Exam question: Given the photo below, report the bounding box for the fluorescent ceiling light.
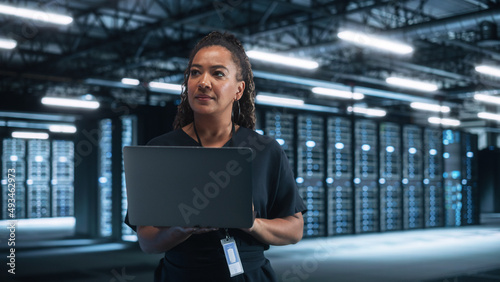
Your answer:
[0,38,17,49]
[85,78,137,89]
[12,131,49,139]
[386,77,438,92]
[246,50,319,70]
[428,117,460,126]
[255,94,305,106]
[41,97,100,109]
[478,112,500,122]
[337,30,413,55]
[121,78,140,86]
[347,106,386,117]
[312,87,364,100]
[410,102,450,113]
[475,65,500,77]
[0,4,73,25]
[148,82,182,93]
[474,93,500,105]
[49,125,77,133]
[253,70,447,104]
[0,111,76,122]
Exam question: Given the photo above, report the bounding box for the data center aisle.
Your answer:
[267,224,500,282]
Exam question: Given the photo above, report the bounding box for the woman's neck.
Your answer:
[190,114,234,147]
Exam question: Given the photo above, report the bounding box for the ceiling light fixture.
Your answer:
[312,87,364,100]
[148,82,182,93]
[0,38,17,50]
[0,4,73,25]
[386,77,439,92]
[478,112,500,122]
[12,131,49,139]
[255,94,305,106]
[347,106,386,117]
[246,50,319,70]
[337,30,413,55]
[428,117,460,127]
[121,78,140,86]
[474,93,500,105]
[41,97,100,109]
[410,102,450,113]
[48,125,77,133]
[475,65,500,77]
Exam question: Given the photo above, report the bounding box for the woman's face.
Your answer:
[187,45,245,119]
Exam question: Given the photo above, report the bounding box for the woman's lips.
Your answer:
[195,95,213,101]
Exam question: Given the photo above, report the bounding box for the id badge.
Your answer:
[220,236,244,277]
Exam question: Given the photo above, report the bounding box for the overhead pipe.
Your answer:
[288,7,500,58]
[386,7,500,39]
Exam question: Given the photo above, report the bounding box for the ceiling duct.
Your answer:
[387,7,500,39]
[288,7,500,57]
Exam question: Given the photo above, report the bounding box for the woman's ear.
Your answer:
[236,81,245,100]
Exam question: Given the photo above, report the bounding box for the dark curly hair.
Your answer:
[173,31,256,130]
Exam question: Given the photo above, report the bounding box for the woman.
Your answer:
[127,31,306,281]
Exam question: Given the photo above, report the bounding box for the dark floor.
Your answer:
[1,214,500,282]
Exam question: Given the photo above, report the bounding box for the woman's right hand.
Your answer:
[170,226,219,236]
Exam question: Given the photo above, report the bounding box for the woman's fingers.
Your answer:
[189,227,219,234]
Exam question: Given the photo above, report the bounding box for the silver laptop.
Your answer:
[123,146,254,228]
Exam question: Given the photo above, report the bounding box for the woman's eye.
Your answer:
[190,69,200,76]
[214,71,225,77]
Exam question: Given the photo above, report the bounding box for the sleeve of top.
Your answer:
[268,147,307,219]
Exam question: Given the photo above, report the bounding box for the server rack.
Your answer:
[443,130,462,227]
[462,133,478,225]
[2,138,27,219]
[402,125,424,229]
[326,117,353,235]
[424,128,444,227]
[265,111,295,169]
[297,114,325,237]
[354,120,379,233]
[2,136,75,221]
[27,140,51,218]
[98,119,113,236]
[379,122,402,231]
[52,140,74,217]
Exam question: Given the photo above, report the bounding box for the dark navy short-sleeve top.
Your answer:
[125,127,306,272]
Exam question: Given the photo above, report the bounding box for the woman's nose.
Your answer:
[198,74,211,89]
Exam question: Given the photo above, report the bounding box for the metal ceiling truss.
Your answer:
[1,0,500,128]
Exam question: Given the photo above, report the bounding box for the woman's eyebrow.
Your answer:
[210,65,229,71]
[191,64,229,71]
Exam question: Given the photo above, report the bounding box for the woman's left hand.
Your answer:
[240,203,303,246]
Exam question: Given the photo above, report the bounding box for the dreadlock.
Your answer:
[173,31,256,130]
